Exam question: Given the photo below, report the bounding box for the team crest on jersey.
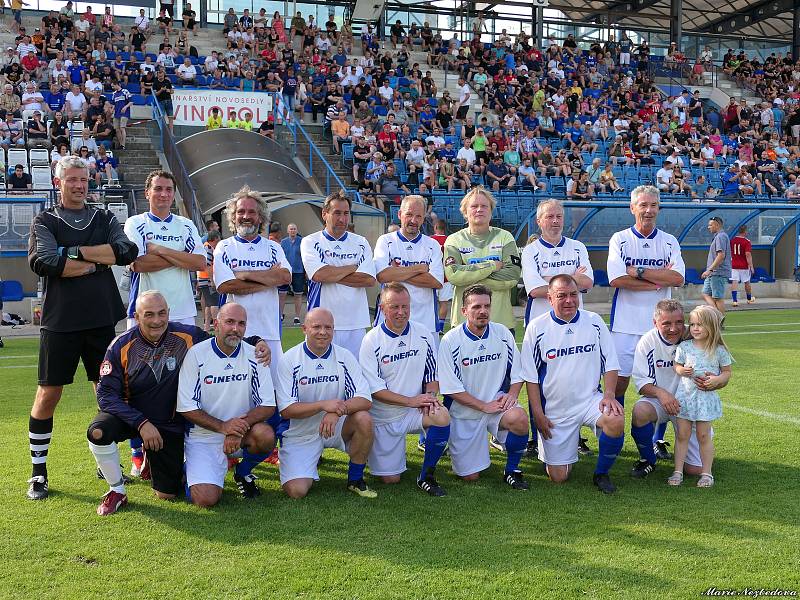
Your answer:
[230,258,239,269]
[99,360,112,376]
[166,357,177,371]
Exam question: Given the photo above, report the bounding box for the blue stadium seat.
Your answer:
[0,279,23,301]
[753,267,776,283]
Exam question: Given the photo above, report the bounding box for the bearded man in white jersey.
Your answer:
[177,303,277,507]
[301,191,377,357]
[438,284,530,490]
[360,283,450,496]
[373,195,443,339]
[521,198,594,456]
[213,186,292,386]
[521,275,624,494]
[629,299,721,478]
[607,185,685,460]
[276,308,377,499]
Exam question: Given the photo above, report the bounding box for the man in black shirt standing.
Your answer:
[153,70,174,131]
[26,155,138,500]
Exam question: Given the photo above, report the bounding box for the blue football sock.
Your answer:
[631,423,657,464]
[130,438,143,457]
[653,421,668,444]
[235,448,268,477]
[746,292,752,301]
[731,290,738,302]
[418,431,426,445]
[348,461,366,482]
[504,431,528,473]
[594,431,624,475]
[420,425,449,479]
[615,395,625,407]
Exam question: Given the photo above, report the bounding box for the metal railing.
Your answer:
[150,92,206,233]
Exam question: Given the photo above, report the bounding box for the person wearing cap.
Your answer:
[0,111,24,149]
[26,110,49,148]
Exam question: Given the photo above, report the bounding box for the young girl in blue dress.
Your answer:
[669,305,732,487]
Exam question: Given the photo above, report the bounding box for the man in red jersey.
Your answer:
[729,225,755,307]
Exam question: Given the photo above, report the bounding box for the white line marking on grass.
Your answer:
[725,403,800,426]
[724,330,800,336]
[725,322,800,328]
[0,355,37,359]
[0,364,37,369]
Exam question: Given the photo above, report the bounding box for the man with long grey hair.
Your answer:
[213,185,292,385]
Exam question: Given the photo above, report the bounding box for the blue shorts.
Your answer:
[702,274,727,299]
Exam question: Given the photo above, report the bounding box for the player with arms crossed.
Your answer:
[438,284,530,490]
[729,224,755,307]
[521,274,625,494]
[301,191,377,357]
[360,283,451,496]
[373,195,443,340]
[629,299,718,479]
[607,185,685,459]
[213,186,292,383]
[276,308,377,499]
[177,303,277,507]
[521,198,594,456]
[124,170,207,477]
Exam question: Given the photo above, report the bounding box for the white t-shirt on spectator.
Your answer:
[459,84,471,106]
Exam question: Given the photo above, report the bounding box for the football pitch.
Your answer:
[1,309,798,599]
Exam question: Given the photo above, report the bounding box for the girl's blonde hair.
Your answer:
[688,305,730,357]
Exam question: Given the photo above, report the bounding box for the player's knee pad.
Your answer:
[86,422,114,445]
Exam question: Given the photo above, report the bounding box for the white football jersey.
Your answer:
[607,226,685,336]
[438,322,522,420]
[124,212,204,320]
[177,338,275,442]
[359,321,438,424]
[212,234,292,341]
[520,309,619,422]
[276,342,371,442]
[521,236,593,325]
[301,230,377,330]
[632,327,682,396]
[373,231,444,333]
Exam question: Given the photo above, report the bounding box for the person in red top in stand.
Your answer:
[377,122,397,151]
[729,224,755,307]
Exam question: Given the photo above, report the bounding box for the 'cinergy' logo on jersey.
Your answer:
[204,373,247,384]
[655,359,674,368]
[542,259,579,269]
[230,258,275,269]
[324,250,360,260]
[145,232,182,243]
[625,258,669,267]
[391,257,428,267]
[299,375,339,385]
[546,344,596,359]
[381,349,419,364]
[462,352,501,366]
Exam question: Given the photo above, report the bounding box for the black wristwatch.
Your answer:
[636,266,646,280]
[67,246,82,260]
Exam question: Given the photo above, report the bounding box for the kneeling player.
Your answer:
[438,285,530,490]
[630,299,713,478]
[521,275,625,494]
[276,308,377,499]
[360,283,450,496]
[177,303,276,507]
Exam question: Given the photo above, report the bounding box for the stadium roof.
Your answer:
[446,0,795,41]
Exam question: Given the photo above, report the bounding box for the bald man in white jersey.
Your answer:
[607,185,684,459]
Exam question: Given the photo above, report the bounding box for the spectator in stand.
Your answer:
[49,110,69,148]
[206,107,223,130]
[176,57,197,86]
[331,111,350,154]
[0,112,24,149]
[0,83,21,119]
[27,110,49,148]
[182,2,198,36]
[8,163,32,190]
[94,145,119,186]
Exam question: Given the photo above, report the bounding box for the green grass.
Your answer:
[1,309,799,599]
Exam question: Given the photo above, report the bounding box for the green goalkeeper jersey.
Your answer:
[443,226,521,329]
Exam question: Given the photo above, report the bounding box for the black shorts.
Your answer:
[38,325,117,385]
[279,272,306,294]
[88,411,184,496]
[456,105,469,119]
[159,99,174,117]
[198,284,220,307]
